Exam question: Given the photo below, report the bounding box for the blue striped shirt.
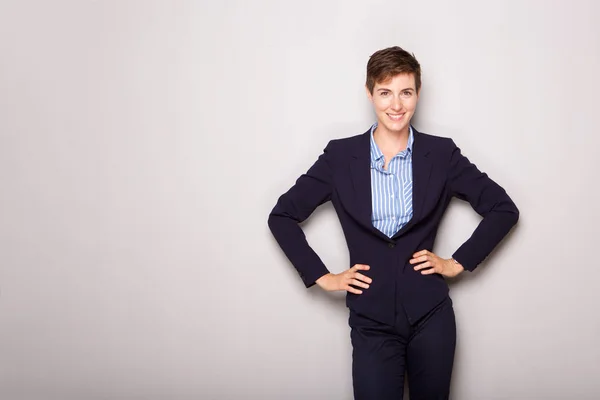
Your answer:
[370,123,414,237]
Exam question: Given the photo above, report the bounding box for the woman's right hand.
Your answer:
[315,264,372,294]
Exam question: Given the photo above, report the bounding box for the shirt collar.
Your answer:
[369,122,414,166]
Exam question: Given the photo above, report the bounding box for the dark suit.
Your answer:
[268,126,519,398]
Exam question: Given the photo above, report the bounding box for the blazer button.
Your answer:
[388,243,395,249]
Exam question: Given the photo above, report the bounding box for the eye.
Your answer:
[402,90,412,97]
[380,91,390,96]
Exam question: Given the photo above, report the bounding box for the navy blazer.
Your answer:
[268,127,519,325]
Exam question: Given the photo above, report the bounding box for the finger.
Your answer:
[420,267,439,275]
[413,261,432,271]
[412,249,430,258]
[351,278,370,289]
[409,255,430,264]
[354,272,373,284]
[353,264,370,271]
[346,285,363,295]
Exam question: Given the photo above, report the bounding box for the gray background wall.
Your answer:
[0,0,598,399]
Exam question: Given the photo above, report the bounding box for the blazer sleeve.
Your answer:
[267,141,334,287]
[447,140,519,271]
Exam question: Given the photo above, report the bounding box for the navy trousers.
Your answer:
[349,296,456,400]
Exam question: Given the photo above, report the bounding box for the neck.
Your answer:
[373,125,410,154]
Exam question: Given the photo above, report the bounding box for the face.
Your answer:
[366,73,419,136]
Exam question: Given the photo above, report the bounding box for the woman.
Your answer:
[268,46,519,399]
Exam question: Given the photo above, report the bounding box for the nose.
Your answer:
[391,95,402,111]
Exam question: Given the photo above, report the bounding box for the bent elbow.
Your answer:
[507,203,520,228]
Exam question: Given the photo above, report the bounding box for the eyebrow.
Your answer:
[377,88,414,92]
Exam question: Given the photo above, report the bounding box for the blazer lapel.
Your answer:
[348,131,392,241]
[347,127,433,242]
[392,128,433,239]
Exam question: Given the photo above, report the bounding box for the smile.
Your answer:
[387,113,405,121]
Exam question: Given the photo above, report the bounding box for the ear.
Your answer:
[365,85,373,102]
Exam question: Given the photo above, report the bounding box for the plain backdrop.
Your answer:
[1,1,599,399]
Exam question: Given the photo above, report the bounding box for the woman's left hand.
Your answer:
[410,250,464,278]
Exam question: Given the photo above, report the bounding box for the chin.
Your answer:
[384,122,409,134]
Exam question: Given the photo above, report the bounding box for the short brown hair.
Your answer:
[366,46,421,94]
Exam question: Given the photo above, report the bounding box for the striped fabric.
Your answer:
[369,122,414,238]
